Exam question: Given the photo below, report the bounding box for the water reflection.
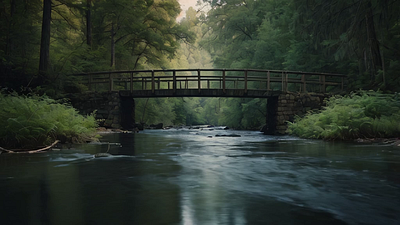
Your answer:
[0,130,400,224]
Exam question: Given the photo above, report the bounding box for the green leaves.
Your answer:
[0,93,97,149]
[288,91,400,140]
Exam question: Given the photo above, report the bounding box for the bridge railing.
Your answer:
[71,69,346,94]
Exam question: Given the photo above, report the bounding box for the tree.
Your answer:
[39,0,52,75]
[292,0,400,88]
[90,0,194,70]
[86,0,92,47]
[0,0,41,88]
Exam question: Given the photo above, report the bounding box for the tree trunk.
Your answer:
[86,0,92,47]
[6,0,16,56]
[365,0,382,80]
[110,22,115,68]
[39,0,52,75]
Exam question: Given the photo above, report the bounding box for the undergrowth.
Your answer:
[0,92,98,149]
[288,91,400,140]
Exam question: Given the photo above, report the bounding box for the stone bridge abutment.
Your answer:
[68,91,134,130]
[267,93,329,134]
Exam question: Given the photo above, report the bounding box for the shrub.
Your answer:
[0,92,98,149]
[288,91,400,140]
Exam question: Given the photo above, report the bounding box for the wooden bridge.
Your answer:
[70,69,346,134]
[71,69,346,97]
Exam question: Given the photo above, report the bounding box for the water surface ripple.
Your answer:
[1,128,399,225]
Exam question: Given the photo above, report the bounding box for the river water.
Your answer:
[1,128,400,225]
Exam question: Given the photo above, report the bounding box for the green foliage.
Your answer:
[288,91,400,139]
[0,0,193,92]
[200,0,400,92]
[0,92,98,149]
[135,98,176,126]
[217,98,266,130]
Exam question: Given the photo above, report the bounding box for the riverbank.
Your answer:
[0,93,98,150]
[288,91,400,140]
[355,137,400,147]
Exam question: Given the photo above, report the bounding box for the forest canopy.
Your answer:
[0,0,194,93]
[199,0,400,91]
[1,0,399,130]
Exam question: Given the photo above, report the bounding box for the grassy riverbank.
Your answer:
[0,93,98,149]
[288,91,400,140]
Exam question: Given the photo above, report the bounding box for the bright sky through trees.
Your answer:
[177,0,199,20]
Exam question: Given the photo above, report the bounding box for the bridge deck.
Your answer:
[71,69,346,97]
[120,89,281,98]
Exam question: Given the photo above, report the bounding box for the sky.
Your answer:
[177,0,200,20]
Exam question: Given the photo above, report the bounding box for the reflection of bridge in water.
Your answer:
[69,69,346,134]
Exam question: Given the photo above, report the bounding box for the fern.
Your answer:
[288,90,400,140]
[0,92,98,149]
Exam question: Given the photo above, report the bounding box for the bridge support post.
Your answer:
[109,73,113,91]
[120,95,135,130]
[198,69,201,93]
[244,70,248,93]
[265,97,278,135]
[151,70,155,93]
[130,72,133,92]
[173,71,176,93]
[222,69,226,93]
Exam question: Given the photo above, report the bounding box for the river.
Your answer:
[1,128,400,225]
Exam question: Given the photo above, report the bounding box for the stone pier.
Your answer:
[68,91,135,129]
[266,92,330,135]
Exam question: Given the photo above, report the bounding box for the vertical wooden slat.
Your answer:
[124,74,128,90]
[302,74,306,93]
[267,71,270,90]
[198,69,201,93]
[285,72,288,92]
[319,75,322,92]
[281,72,284,91]
[151,70,155,93]
[88,73,92,91]
[244,70,248,93]
[222,69,226,93]
[130,72,133,92]
[173,71,176,93]
[207,80,210,89]
[322,75,326,93]
[141,76,144,90]
[186,77,188,89]
[109,73,113,91]
[341,77,344,91]
[158,77,160,90]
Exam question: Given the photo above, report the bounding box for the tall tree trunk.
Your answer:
[86,0,92,47]
[110,22,115,68]
[6,0,16,56]
[39,0,51,75]
[365,0,382,80]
